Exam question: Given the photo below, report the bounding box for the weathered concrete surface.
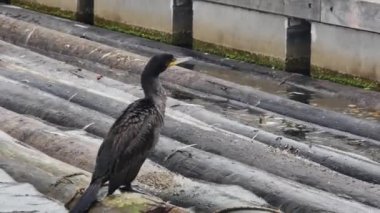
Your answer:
[321,0,380,34]
[194,1,287,59]
[18,0,77,12]
[203,0,380,34]
[197,0,321,21]
[312,22,380,82]
[94,0,172,33]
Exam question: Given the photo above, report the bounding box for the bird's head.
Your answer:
[143,53,191,76]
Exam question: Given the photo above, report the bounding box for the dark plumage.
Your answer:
[70,53,187,213]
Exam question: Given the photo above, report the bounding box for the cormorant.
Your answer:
[70,53,190,213]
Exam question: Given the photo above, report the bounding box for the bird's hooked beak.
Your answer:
[168,57,192,67]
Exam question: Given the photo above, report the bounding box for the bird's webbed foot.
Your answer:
[119,183,134,192]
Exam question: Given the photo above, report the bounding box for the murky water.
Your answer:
[170,91,380,163]
[182,64,380,122]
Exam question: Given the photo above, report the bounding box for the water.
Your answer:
[183,64,380,122]
[171,93,380,163]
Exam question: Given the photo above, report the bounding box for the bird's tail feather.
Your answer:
[70,180,102,213]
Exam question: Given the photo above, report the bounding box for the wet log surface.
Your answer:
[0,131,188,213]
[0,14,379,142]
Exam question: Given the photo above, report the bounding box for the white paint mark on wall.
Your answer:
[311,24,317,43]
[284,19,288,57]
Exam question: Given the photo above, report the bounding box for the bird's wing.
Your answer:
[91,99,162,182]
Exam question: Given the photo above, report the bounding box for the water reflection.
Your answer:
[184,63,380,121]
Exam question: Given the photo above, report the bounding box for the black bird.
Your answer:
[70,53,190,213]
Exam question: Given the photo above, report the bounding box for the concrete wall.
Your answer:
[312,22,380,82]
[94,0,172,33]
[201,0,321,21]
[27,0,77,12]
[193,1,287,59]
[12,0,380,82]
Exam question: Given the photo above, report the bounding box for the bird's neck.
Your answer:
[141,75,167,109]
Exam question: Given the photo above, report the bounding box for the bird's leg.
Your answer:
[119,183,148,195]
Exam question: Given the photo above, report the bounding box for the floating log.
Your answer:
[1,108,377,213]
[0,79,379,212]
[0,131,187,212]
[152,137,380,213]
[0,15,379,142]
[0,52,379,209]
[0,107,271,212]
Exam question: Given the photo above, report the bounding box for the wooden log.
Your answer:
[0,107,271,212]
[0,79,379,212]
[0,15,379,142]
[0,131,186,212]
[151,137,380,213]
[0,169,67,212]
[1,108,378,213]
[0,53,379,209]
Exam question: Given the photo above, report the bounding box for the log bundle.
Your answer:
[0,15,379,213]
